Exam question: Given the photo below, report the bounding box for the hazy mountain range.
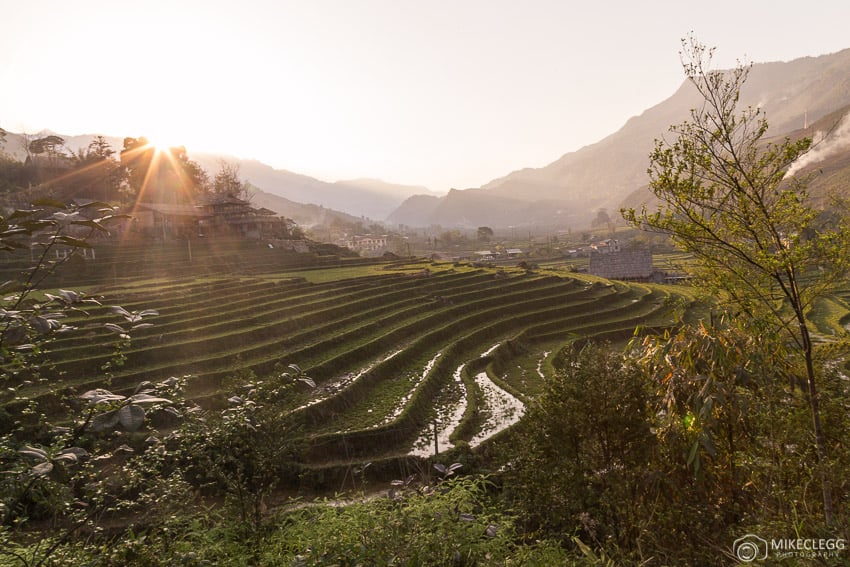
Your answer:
[390,48,850,229]
[4,47,850,230]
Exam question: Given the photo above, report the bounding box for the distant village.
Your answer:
[337,232,665,282]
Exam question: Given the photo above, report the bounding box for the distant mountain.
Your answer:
[191,155,436,221]
[387,188,583,228]
[245,184,364,228]
[390,48,850,229]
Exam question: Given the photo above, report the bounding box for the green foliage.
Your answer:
[501,343,654,554]
[278,475,517,565]
[176,364,311,550]
[622,35,850,524]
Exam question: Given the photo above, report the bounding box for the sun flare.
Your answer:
[145,135,179,154]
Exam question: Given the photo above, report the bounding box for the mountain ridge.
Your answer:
[390,47,850,229]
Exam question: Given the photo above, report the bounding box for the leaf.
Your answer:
[57,289,82,303]
[103,322,127,334]
[59,447,89,460]
[30,198,67,209]
[90,410,120,432]
[18,446,48,461]
[118,404,146,431]
[128,393,172,405]
[108,305,132,318]
[433,463,447,475]
[32,461,54,476]
[459,513,475,522]
[30,316,55,334]
[138,309,159,317]
[9,208,41,219]
[78,200,113,211]
[687,440,701,472]
[51,235,92,248]
[70,219,109,233]
[54,452,79,463]
[81,389,125,404]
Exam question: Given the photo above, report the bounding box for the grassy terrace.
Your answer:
[2,240,701,469]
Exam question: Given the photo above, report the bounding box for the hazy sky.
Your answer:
[1,1,849,192]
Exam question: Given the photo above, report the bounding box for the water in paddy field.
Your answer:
[469,372,524,447]
[408,346,526,457]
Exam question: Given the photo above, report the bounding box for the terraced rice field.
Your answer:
[4,247,694,472]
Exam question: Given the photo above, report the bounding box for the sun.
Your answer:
[144,134,180,154]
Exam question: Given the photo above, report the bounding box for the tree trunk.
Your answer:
[799,313,834,525]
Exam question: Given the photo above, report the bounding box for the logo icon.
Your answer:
[733,534,769,563]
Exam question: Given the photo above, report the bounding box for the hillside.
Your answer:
[191,154,437,221]
[390,48,850,229]
[0,133,432,223]
[246,184,365,227]
[620,103,850,211]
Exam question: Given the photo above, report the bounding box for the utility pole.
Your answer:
[433,418,439,456]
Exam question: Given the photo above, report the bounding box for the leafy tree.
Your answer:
[119,136,155,202]
[61,137,122,202]
[120,137,209,204]
[27,135,66,159]
[212,160,248,200]
[476,226,494,242]
[622,37,850,523]
[591,208,610,227]
[501,343,654,551]
[176,365,312,562]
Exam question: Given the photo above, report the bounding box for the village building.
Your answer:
[473,250,496,261]
[131,195,293,240]
[339,234,388,253]
[589,238,621,254]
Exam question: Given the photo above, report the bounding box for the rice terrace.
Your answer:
[2,237,693,484]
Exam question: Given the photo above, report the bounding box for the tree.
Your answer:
[64,137,122,202]
[591,208,610,227]
[501,343,654,552]
[477,226,494,242]
[120,136,155,201]
[120,137,209,204]
[27,135,66,159]
[622,37,850,523]
[212,160,248,200]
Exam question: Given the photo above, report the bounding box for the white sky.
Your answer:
[1,0,849,193]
